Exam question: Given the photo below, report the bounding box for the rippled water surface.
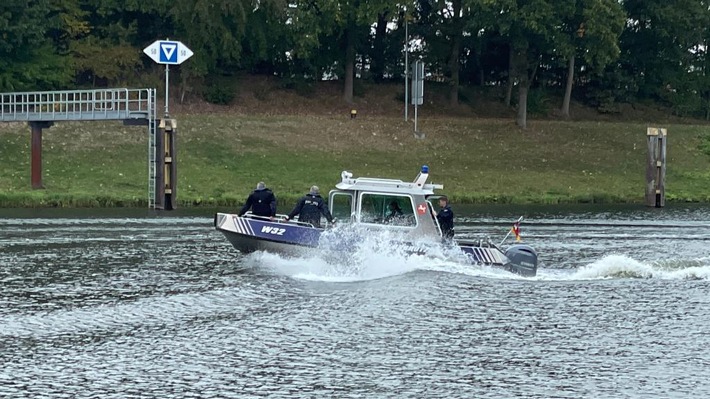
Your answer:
[1,205,709,398]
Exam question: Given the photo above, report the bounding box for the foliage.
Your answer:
[526,89,550,116]
[700,134,710,157]
[0,0,72,91]
[204,79,237,105]
[594,0,710,115]
[0,0,709,125]
[279,77,316,97]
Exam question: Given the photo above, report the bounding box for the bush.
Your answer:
[526,89,550,116]
[279,77,315,97]
[699,134,710,156]
[204,82,236,105]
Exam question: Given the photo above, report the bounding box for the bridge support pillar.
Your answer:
[155,118,177,210]
[29,121,54,189]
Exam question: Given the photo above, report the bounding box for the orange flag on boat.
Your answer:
[512,220,521,241]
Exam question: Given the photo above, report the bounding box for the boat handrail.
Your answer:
[243,211,315,228]
[427,200,443,237]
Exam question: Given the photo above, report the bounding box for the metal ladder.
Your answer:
[146,89,158,209]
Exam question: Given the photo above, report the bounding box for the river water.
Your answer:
[0,205,709,398]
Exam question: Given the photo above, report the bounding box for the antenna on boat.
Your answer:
[414,165,429,187]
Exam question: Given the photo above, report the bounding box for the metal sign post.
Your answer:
[143,39,193,210]
[411,60,424,136]
[143,39,194,117]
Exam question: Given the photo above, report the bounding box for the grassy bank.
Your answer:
[1,115,709,208]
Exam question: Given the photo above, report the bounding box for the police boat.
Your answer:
[214,166,539,277]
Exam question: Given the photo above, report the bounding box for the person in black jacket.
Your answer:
[285,185,334,228]
[435,195,454,240]
[385,200,404,224]
[238,181,277,219]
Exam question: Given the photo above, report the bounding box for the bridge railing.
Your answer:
[0,88,154,122]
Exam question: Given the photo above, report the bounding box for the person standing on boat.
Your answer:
[284,185,334,228]
[238,181,277,220]
[435,195,454,240]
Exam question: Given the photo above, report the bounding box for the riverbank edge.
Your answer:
[1,191,707,209]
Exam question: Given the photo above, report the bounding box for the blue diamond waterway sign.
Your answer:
[143,40,194,65]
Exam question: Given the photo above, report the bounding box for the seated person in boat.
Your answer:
[384,200,405,224]
[238,181,277,220]
[434,195,454,240]
[285,185,335,228]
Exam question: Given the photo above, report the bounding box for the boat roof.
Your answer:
[334,166,443,196]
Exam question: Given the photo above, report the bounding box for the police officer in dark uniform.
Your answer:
[435,195,454,240]
[238,181,277,219]
[285,185,334,228]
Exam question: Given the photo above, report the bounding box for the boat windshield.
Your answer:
[331,192,353,222]
[359,193,416,227]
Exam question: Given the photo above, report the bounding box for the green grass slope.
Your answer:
[1,114,709,207]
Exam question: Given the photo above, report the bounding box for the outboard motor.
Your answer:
[504,244,538,277]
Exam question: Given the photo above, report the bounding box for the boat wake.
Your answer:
[554,254,710,280]
[246,245,710,282]
[240,223,709,281]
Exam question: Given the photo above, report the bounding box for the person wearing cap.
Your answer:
[285,185,335,228]
[238,181,277,219]
[434,195,454,240]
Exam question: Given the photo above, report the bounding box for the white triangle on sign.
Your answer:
[161,43,177,60]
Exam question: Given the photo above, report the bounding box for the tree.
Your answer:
[0,0,72,91]
[64,0,165,87]
[168,0,251,78]
[493,0,573,128]
[616,0,710,115]
[287,0,400,103]
[559,0,625,118]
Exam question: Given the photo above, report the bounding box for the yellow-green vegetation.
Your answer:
[1,116,709,207]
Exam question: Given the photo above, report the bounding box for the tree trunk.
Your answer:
[448,0,463,107]
[561,56,575,118]
[504,46,514,107]
[343,28,355,103]
[517,81,529,129]
[449,35,461,107]
[370,12,388,82]
[529,59,539,85]
[513,45,529,129]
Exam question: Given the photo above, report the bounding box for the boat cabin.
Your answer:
[327,166,444,238]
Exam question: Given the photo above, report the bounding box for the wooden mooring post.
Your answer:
[645,127,667,207]
[155,118,177,210]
